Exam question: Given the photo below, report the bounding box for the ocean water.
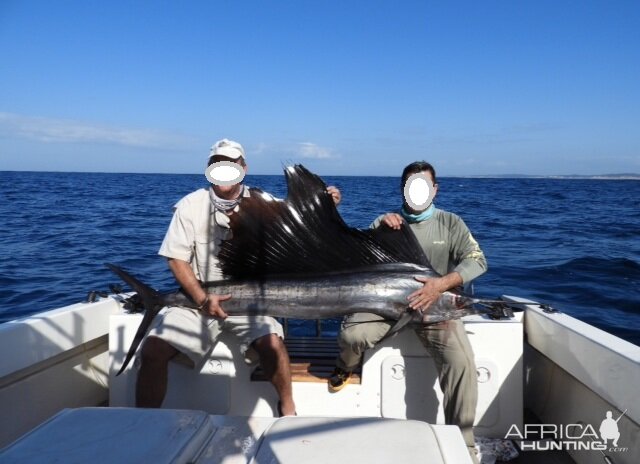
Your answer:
[1,171,639,345]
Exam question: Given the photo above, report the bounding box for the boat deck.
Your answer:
[250,336,576,464]
[250,339,576,464]
[6,296,637,463]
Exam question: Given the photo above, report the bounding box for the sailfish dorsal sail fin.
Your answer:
[367,222,431,268]
[218,164,430,278]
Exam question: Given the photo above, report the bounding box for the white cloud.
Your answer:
[0,112,195,150]
[297,142,335,159]
[251,141,338,160]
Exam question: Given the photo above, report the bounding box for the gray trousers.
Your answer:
[337,313,479,460]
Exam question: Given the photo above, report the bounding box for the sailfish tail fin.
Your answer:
[106,263,163,376]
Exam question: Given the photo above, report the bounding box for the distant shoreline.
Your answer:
[457,174,640,180]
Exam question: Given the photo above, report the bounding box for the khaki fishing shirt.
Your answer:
[158,187,251,282]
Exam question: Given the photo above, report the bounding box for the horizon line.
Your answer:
[2,169,640,179]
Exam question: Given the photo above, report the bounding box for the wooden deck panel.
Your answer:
[252,336,362,383]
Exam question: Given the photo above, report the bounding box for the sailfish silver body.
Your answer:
[162,263,476,324]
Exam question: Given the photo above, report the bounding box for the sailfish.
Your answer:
[108,165,509,375]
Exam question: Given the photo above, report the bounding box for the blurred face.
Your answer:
[207,155,247,197]
[403,170,438,213]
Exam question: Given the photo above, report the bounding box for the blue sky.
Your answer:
[1,1,639,176]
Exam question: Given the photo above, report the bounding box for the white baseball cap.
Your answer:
[209,138,245,161]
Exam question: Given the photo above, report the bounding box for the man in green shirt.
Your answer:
[329,161,487,463]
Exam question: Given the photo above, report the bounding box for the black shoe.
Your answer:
[328,367,352,392]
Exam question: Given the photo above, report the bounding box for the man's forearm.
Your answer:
[168,258,207,306]
[435,272,463,293]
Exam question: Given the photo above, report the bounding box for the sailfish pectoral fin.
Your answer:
[379,309,415,342]
[106,263,164,376]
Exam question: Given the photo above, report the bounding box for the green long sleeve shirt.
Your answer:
[371,208,488,284]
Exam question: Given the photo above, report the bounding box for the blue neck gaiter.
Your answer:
[400,204,435,223]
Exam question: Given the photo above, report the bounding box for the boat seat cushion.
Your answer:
[0,407,215,464]
[1,408,473,463]
[252,416,472,464]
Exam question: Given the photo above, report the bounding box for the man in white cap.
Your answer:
[136,138,341,416]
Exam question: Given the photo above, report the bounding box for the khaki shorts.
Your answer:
[146,306,284,370]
